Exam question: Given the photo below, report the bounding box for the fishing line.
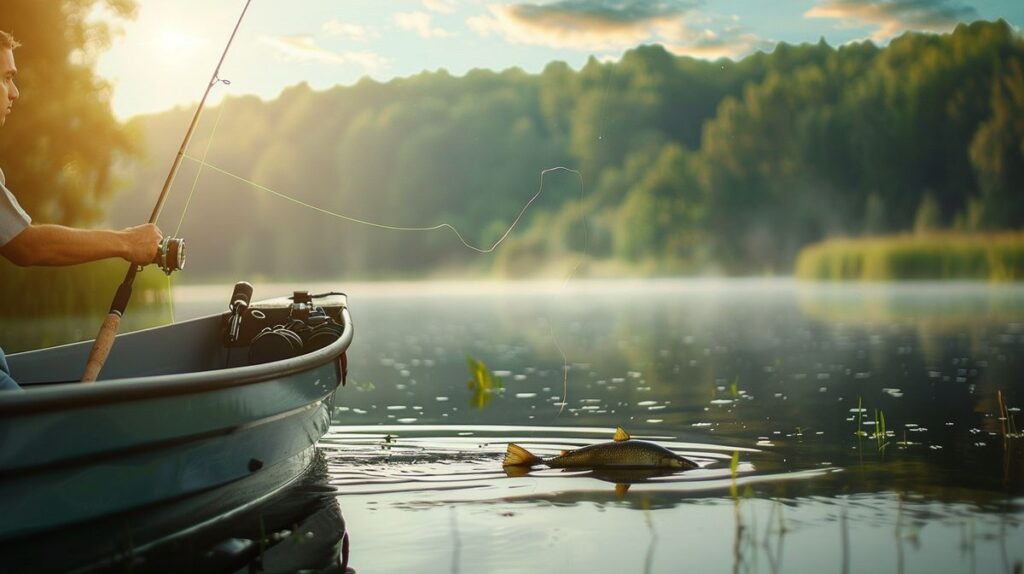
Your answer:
[174,101,228,239]
[178,151,587,412]
[176,146,588,413]
[181,154,583,254]
[156,90,229,325]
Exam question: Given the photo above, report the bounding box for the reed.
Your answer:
[998,390,1020,439]
[795,231,1024,281]
[874,409,890,452]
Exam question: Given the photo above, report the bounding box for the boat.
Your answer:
[0,287,353,558]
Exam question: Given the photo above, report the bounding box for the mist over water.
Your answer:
[174,278,1023,573]
[7,278,1021,572]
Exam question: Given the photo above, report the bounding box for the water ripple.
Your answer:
[320,424,835,500]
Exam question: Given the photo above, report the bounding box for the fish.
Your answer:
[502,427,699,470]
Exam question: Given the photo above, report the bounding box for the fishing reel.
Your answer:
[153,236,186,275]
[248,291,346,365]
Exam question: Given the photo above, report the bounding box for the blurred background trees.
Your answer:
[3,9,1018,282]
[0,0,137,225]
[111,20,1022,280]
[0,1,167,323]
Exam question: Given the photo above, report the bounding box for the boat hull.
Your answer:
[0,292,352,543]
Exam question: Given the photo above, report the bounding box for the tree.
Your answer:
[970,58,1024,227]
[0,0,137,225]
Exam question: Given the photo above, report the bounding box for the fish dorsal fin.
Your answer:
[615,484,630,497]
[560,450,569,456]
[613,427,631,442]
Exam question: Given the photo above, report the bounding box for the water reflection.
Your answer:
[317,280,1023,572]
[5,279,1023,572]
[324,425,1021,574]
[0,452,350,573]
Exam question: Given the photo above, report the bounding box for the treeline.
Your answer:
[110,20,1024,280]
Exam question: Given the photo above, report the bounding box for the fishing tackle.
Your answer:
[224,280,253,344]
[81,0,252,382]
[248,324,304,364]
[247,290,346,364]
[154,236,186,275]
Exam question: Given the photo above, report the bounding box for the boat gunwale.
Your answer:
[0,307,353,417]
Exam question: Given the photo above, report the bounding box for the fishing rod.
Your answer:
[81,0,253,382]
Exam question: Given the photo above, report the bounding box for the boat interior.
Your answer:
[8,291,349,386]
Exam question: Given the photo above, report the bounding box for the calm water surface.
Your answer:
[177,278,1024,574]
[15,279,1024,573]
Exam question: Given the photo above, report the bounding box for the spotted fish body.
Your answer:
[503,427,698,470]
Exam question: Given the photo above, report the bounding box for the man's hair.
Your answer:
[0,31,20,50]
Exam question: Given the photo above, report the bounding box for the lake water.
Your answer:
[175,278,1024,573]
[9,278,1024,572]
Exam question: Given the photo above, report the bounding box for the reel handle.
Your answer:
[226,281,254,344]
[153,236,186,275]
[229,281,254,312]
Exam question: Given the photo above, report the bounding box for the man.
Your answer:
[1,30,162,390]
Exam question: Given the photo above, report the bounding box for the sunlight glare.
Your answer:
[156,28,203,60]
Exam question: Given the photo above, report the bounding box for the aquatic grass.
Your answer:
[729,450,740,499]
[795,231,1024,281]
[874,409,890,452]
[466,356,503,391]
[466,356,503,409]
[997,390,1020,439]
[853,397,866,438]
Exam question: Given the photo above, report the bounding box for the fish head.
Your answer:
[662,457,686,468]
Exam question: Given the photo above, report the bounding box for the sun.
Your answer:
[156,28,202,59]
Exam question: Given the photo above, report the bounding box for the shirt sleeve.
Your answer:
[0,169,32,247]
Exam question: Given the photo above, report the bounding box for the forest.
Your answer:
[102,19,1024,280]
[3,1,1024,285]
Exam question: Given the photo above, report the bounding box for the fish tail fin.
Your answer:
[503,443,543,467]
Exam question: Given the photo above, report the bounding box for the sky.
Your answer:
[93,0,1024,119]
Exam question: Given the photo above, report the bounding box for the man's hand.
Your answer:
[120,223,162,266]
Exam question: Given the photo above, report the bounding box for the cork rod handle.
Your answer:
[81,313,121,383]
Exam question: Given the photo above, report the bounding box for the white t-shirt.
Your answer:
[0,166,31,247]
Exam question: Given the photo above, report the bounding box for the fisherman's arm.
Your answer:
[0,223,161,267]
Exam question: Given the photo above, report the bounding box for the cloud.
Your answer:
[805,0,978,41]
[322,20,379,42]
[394,11,455,38]
[260,35,389,73]
[664,27,775,60]
[423,0,457,14]
[468,1,768,59]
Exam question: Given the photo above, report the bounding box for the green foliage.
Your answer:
[466,355,503,391]
[99,20,1024,280]
[729,450,740,498]
[874,409,889,452]
[914,194,942,234]
[969,59,1024,227]
[0,1,153,326]
[795,232,1024,281]
[466,355,502,410]
[0,257,170,352]
[0,0,137,225]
